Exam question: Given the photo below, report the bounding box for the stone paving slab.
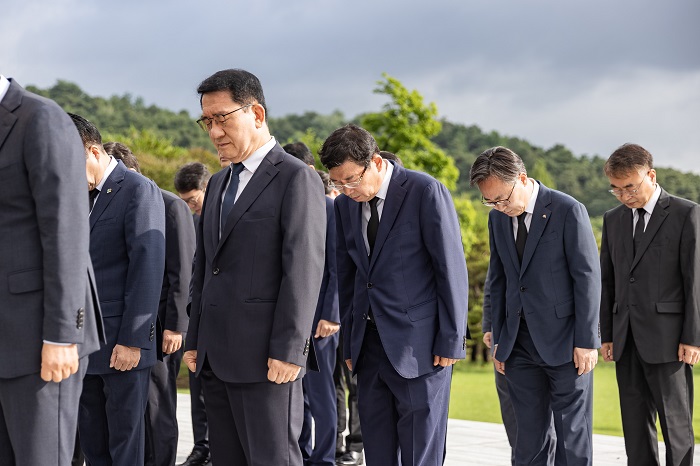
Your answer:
[175,394,699,465]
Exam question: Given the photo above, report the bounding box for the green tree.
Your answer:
[360,74,459,190]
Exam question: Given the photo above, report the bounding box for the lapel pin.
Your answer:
[542,214,547,218]
[106,188,112,193]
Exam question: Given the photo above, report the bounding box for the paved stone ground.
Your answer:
[175,393,698,465]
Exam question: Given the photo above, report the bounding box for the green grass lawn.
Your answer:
[449,361,700,442]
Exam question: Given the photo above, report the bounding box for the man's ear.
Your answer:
[88,144,102,159]
[252,103,266,128]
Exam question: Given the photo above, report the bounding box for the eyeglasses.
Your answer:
[328,166,368,190]
[196,104,253,131]
[182,191,202,207]
[608,172,648,197]
[481,182,516,207]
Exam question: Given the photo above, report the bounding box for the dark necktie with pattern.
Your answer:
[367,197,380,257]
[88,188,99,212]
[633,208,646,255]
[220,163,245,234]
[515,212,528,264]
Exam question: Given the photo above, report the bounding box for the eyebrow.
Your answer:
[609,182,635,188]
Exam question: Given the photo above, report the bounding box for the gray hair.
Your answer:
[469,146,527,186]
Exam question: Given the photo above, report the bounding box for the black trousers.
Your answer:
[333,332,363,454]
[145,348,183,466]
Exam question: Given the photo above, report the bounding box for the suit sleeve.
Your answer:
[319,200,340,323]
[420,181,469,359]
[564,202,602,349]
[488,214,508,348]
[118,181,166,349]
[680,204,700,346]
[481,267,492,333]
[163,196,196,332]
[185,194,209,351]
[335,200,357,361]
[599,213,614,344]
[268,167,326,366]
[24,103,91,344]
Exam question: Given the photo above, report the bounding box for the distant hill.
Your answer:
[29,80,700,217]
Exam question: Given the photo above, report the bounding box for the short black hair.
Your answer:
[103,142,141,173]
[174,162,211,193]
[283,142,314,166]
[319,124,379,169]
[197,69,267,119]
[68,113,102,148]
[604,143,654,178]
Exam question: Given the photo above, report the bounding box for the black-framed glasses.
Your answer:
[196,104,253,131]
[181,191,203,207]
[608,172,648,197]
[481,182,516,207]
[328,166,368,190]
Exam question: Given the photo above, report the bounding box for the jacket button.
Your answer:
[519,286,526,292]
[362,313,367,320]
[629,277,635,283]
[213,268,220,275]
[367,283,373,289]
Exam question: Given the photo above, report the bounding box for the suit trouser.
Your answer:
[145,348,183,466]
[0,356,88,466]
[505,320,593,466]
[188,365,209,455]
[300,333,339,465]
[616,334,694,466]
[334,333,363,454]
[356,323,452,466]
[200,362,304,466]
[79,368,151,466]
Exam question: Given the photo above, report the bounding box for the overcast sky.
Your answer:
[2,0,698,173]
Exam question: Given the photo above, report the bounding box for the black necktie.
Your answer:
[220,163,245,233]
[633,208,646,255]
[515,212,528,264]
[367,197,380,257]
[88,188,99,212]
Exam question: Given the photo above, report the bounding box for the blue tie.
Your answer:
[220,163,245,234]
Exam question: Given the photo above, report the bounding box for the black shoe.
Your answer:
[177,449,211,466]
[336,450,363,465]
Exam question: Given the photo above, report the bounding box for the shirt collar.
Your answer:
[241,137,276,175]
[641,183,662,214]
[524,179,540,215]
[0,75,11,104]
[373,158,394,202]
[96,156,118,192]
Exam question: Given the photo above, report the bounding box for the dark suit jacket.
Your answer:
[334,162,469,379]
[185,143,326,383]
[314,196,340,329]
[88,161,165,374]
[157,190,196,346]
[600,188,700,363]
[489,182,601,366]
[0,79,102,378]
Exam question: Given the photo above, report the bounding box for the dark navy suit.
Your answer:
[300,196,340,465]
[334,162,469,466]
[79,160,166,466]
[488,182,600,466]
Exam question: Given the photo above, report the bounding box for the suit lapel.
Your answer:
[206,169,227,251]
[520,185,552,276]
[631,189,670,270]
[215,147,281,255]
[501,213,521,272]
[620,207,634,267]
[0,80,22,151]
[369,165,407,271]
[89,163,124,230]
[348,197,369,272]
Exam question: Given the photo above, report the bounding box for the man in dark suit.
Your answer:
[284,142,340,466]
[183,69,326,466]
[104,142,197,466]
[71,114,166,466]
[319,124,469,466]
[174,161,214,466]
[470,146,601,466]
[600,143,700,466]
[0,76,102,466]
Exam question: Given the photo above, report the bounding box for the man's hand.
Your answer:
[433,355,460,367]
[184,350,197,373]
[493,344,505,375]
[109,344,141,371]
[483,331,493,349]
[267,358,301,384]
[678,344,700,365]
[601,342,614,362]
[40,343,79,383]
[162,330,183,355]
[345,358,353,371]
[314,320,340,339]
[573,347,598,375]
